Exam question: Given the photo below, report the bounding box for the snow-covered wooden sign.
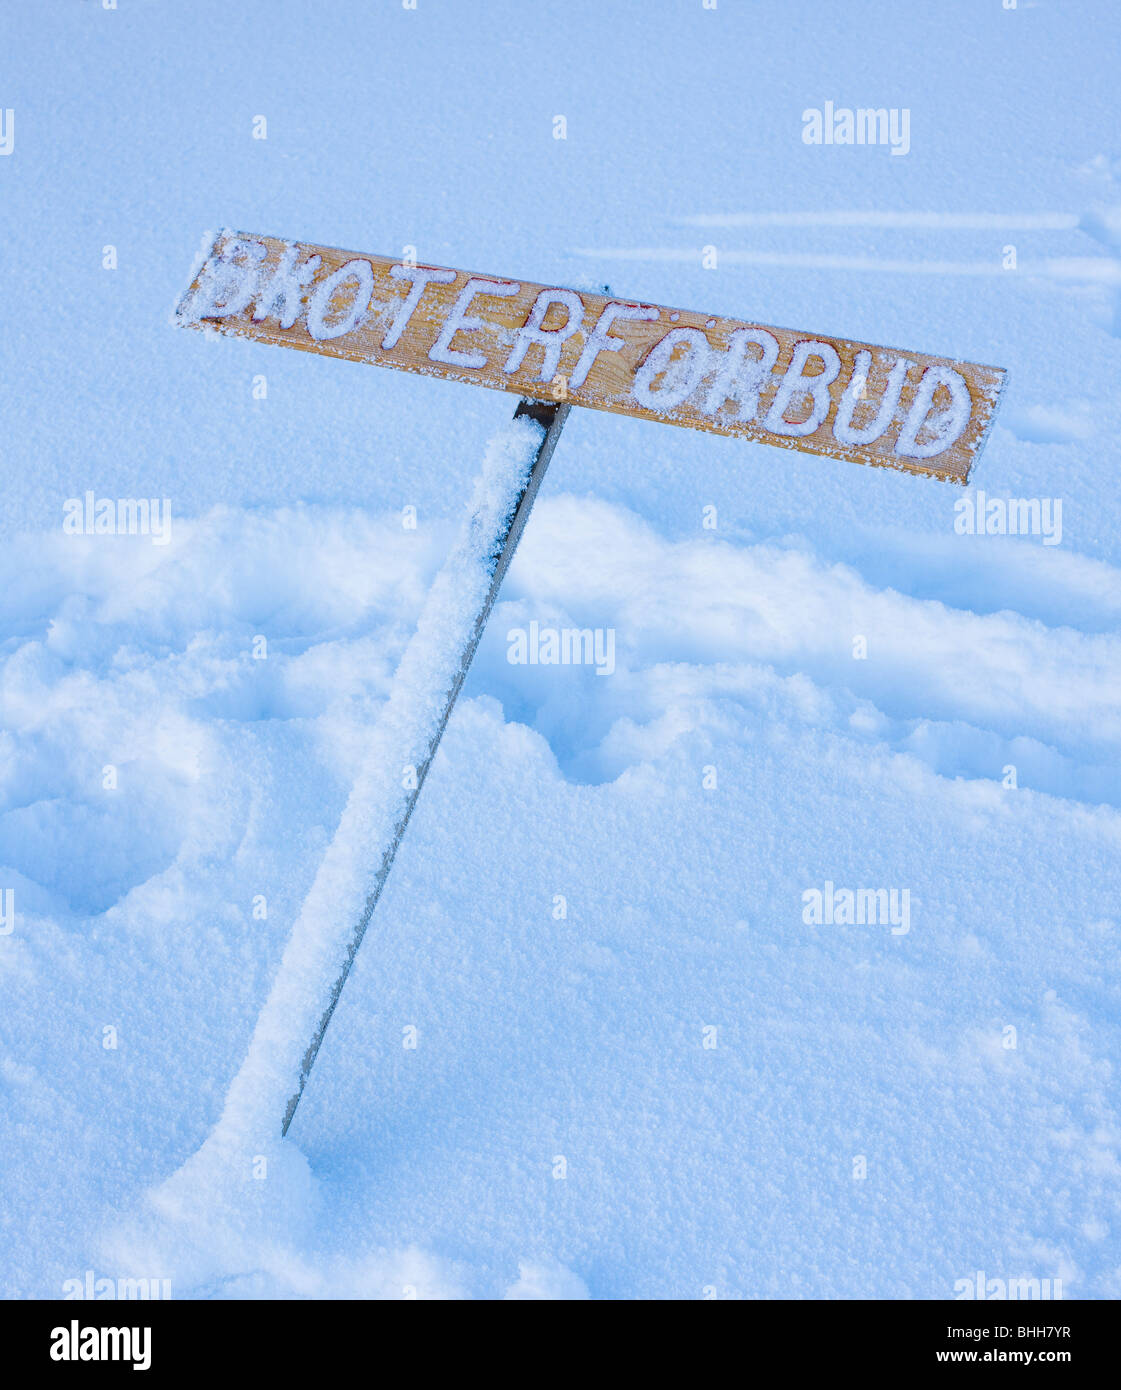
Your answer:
[176,230,1006,483]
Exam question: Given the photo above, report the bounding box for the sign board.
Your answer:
[176,230,1006,483]
[173,228,1011,1134]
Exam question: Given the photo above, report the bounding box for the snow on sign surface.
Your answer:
[176,230,1007,483]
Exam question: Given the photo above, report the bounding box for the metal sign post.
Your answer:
[280,398,568,1135]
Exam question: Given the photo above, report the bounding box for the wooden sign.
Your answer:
[175,229,1006,483]
[173,228,1009,1138]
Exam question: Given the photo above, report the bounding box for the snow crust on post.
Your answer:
[213,412,547,1147]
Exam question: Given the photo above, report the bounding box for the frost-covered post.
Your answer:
[277,397,567,1134]
[206,398,568,1141]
